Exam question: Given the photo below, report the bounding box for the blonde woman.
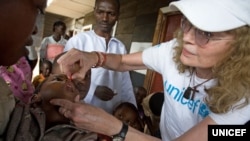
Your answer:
[52,0,250,141]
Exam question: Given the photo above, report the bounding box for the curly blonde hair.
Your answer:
[173,26,250,113]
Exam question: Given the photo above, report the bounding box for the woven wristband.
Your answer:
[92,51,100,68]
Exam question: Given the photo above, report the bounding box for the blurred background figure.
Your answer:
[32,59,52,91]
[25,26,39,72]
[39,20,67,63]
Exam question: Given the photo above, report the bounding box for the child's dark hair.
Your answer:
[113,102,138,114]
[52,20,66,32]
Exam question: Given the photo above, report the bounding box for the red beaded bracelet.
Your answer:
[92,51,100,68]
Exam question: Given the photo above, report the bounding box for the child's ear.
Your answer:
[30,94,42,107]
[31,94,41,102]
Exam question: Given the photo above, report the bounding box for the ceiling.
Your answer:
[45,0,95,19]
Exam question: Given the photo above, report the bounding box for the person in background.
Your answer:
[0,0,47,140]
[32,59,52,90]
[25,26,39,71]
[52,0,250,141]
[39,20,67,63]
[64,0,136,114]
[133,86,152,136]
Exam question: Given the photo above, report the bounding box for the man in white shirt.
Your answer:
[64,0,136,113]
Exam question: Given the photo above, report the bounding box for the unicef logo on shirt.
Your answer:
[164,80,210,118]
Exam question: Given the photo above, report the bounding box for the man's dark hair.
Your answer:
[95,0,120,11]
[52,20,66,32]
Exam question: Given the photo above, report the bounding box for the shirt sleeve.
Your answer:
[39,37,48,60]
[64,34,86,51]
[142,39,177,74]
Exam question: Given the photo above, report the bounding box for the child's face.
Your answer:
[113,106,143,131]
[34,74,80,127]
[42,63,52,77]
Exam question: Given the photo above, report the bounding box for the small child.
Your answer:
[6,53,97,141]
[113,102,144,132]
[32,59,52,90]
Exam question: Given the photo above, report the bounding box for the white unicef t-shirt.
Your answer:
[142,39,250,141]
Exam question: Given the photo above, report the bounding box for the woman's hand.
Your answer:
[57,48,97,80]
[50,96,123,136]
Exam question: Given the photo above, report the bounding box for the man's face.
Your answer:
[94,0,119,33]
[0,0,47,66]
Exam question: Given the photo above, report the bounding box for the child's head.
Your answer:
[113,102,144,132]
[39,59,52,78]
[52,52,91,100]
[31,52,92,129]
[31,74,81,128]
[133,86,147,106]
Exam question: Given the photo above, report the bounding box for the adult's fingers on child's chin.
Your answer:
[50,99,68,107]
